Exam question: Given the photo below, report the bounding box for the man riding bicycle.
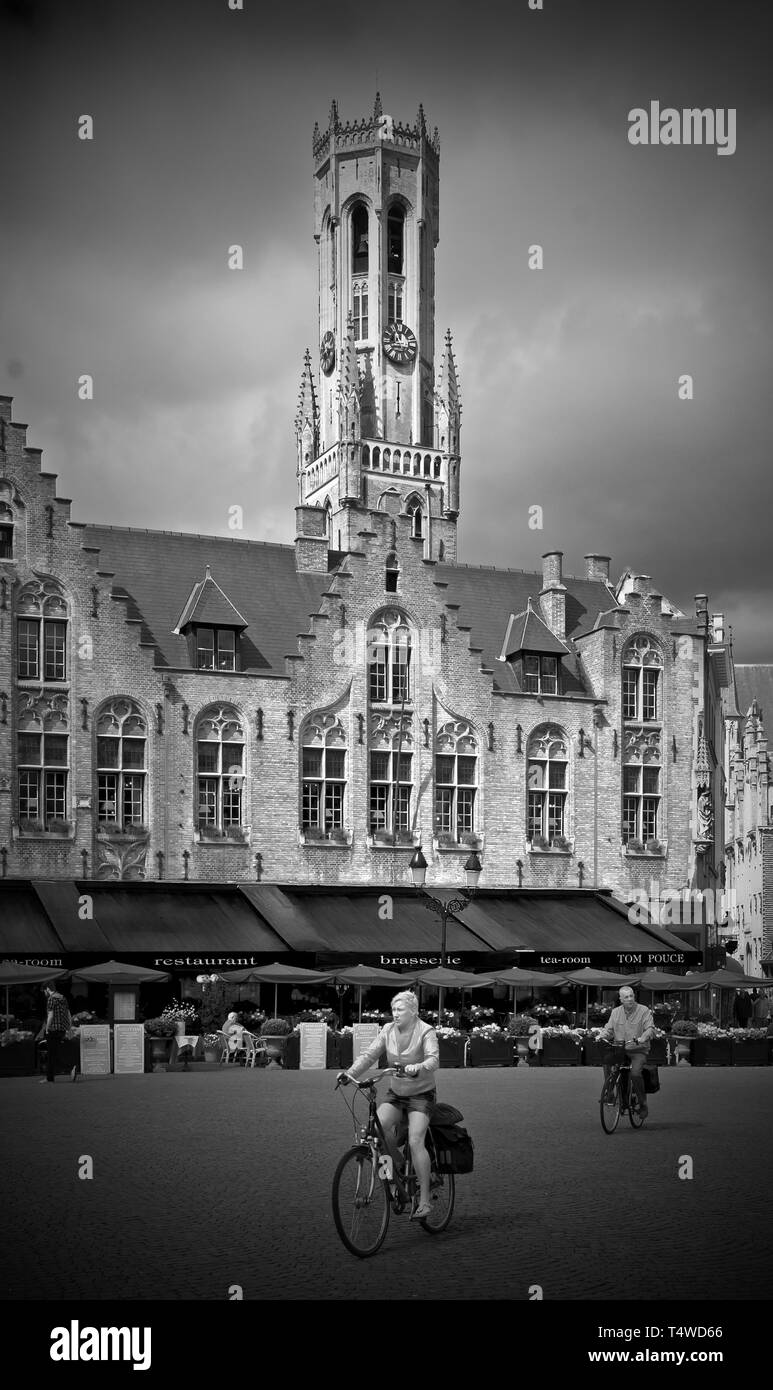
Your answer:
[597,986,654,1117]
[337,991,439,1220]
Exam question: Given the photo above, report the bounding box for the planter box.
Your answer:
[539,1037,582,1067]
[581,1038,604,1066]
[690,1038,733,1067]
[148,1037,175,1071]
[0,1041,36,1076]
[438,1037,467,1068]
[648,1038,668,1066]
[261,1034,296,1068]
[731,1040,769,1067]
[468,1037,513,1068]
[336,1033,353,1069]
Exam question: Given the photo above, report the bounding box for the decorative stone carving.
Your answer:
[371,712,413,746]
[96,836,148,880]
[697,788,714,840]
[18,690,69,729]
[16,575,68,616]
[622,726,661,763]
[436,719,476,756]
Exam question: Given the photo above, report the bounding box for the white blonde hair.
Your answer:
[391,991,419,1015]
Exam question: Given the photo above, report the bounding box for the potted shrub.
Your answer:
[648,1028,669,1066]
[552,835,571,851]
[670,1018,698,1064]
[144,1017,177,1071]
[645,839,665,855]
[530,835,550,852]
[202,1032,224,1063]
[259,1016,294,1067]
[507,1014,539,1063]
[468,1023,513,1068]
[625,838,645,854]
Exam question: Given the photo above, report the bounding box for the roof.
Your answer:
[735,665,773,723]
[81,526,337,674]
[174,568,248,632]
[499,599,569,660]
[434,562,618,694]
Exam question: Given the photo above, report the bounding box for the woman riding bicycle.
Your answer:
[338,991,439,1220]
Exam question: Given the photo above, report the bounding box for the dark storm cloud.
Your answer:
[0,0,771,657]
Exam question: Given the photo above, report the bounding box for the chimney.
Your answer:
[295,504,330,573]
[584,554,611,583]
[0,395,13,424]
[711,613,725,643]
[540,550,566,640]
[631,574,652,595]
[695,594,709,633]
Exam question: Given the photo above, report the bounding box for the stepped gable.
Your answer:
[82,525,337,675]
[434,561,622,695]
[735,664,773,722]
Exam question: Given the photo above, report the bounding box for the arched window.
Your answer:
[622,635,663,721]
[362,444,371,469]
[435,721,478,841]
[352,280,369,339]
[301,713,347,836]
[384,551,400,594]
[393,450,401,472]
[196,705,246,835]
[406,496,423,539]
[622,636,663,846]
[387,206,404,273]
[527,725,569,845]
[369,711,413,837]
[96,699,147,830]
[16,576,69,682]
[323,498,332,540]
[368,609,411,704]
[352,203,369,274]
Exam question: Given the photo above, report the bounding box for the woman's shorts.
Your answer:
[382,1089,436,1116]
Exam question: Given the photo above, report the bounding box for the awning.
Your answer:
[0,883,68,956]
[75,885,288,954]
[248,887,497,957]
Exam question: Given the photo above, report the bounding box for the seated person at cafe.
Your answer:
[222,1011,245,1052]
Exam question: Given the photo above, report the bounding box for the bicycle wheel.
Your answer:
[628,1083,645,1129]
[332,1146,390,1258]
[420,1167,455,1234]
[599,1074,621,1133]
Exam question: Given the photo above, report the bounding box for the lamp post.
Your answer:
[409,847,482,1024]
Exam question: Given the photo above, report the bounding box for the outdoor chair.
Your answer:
[242,1031,267,1068]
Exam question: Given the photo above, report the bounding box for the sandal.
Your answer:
[411,1202,432,1221]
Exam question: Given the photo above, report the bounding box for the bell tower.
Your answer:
[295,96,461,561]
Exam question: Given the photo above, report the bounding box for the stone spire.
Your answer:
[435,328,461,455]
[373,91,383,122]
[294,348,319,474]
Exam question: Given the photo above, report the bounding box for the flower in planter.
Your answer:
[530,835,550,851]
[471,1023,504,1039]
[696,1023,733,1039]
[203,1032,223,1047]
[645,839,664,854]
[540,1025,582,1042]
[435,1026,465,1040]
[160,1001,199,1027]
[1,1028,36,1044]
[730,1027,768,1041]
[670,1019,699,1037]
[507,1015,540,1037]
[626,839,645,853]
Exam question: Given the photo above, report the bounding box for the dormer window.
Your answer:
[523,655,558,695]
[196,627,236,672]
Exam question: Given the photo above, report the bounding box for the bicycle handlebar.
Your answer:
[334,1066,405,1091]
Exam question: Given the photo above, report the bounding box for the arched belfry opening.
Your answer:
[352,203,369,275]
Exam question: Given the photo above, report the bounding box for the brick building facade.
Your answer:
[0,98,733,951]
[724,665,773,978]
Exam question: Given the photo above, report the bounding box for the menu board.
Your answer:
[352,1023,380,1061]
[79,1024,111,1075]
[299,1022,327,1069]
[113,1023,146,1074]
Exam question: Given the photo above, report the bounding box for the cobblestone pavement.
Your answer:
[3,1064,772,1302]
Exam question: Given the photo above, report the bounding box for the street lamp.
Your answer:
[409,847,483,1022]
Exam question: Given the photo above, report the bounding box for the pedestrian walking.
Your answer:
[39,985,76,1084]
[733,991,753,1027]
[753,992,771,1025]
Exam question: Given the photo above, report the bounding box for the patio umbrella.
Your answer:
[0,961,69,1030]
[414,966,495,1026]
[219,962,335,1019]
[489,966,570,1020]
[67,960,172,984]
[332,965,406,1022]
[562,967,642,1029]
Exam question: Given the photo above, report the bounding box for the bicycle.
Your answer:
[332,1068,455,1258]
[599,1045,646,1133]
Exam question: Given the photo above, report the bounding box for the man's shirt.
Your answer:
[599,1003,654,1051]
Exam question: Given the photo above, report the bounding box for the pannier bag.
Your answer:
[643,1063,660,1094]
[430,1122,474,1174]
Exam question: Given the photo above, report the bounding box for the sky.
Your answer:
[1,0,772,660]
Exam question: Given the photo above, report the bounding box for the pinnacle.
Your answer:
[373,91,383,120]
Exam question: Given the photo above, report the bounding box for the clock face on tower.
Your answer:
[382,320,417,365]
[320,331,336,375]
